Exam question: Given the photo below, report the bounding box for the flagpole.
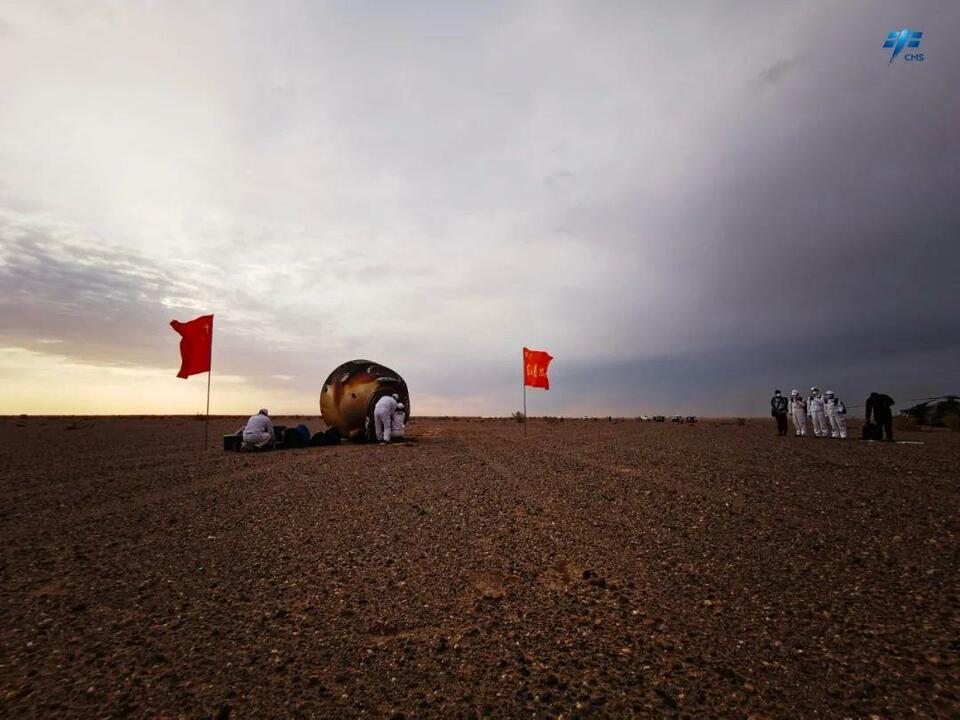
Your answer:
[523,363,527,436]
[204,319,214,449]
[204,368,211,448]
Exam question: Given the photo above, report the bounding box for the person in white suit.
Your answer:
[374,393,399,443]
[242,409,274,449]
[808,387,828,438]
[390,403,407,440]
[823,390,848,439]
[790,389,807,436]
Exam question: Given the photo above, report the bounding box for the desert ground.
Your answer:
[0,415,957,719]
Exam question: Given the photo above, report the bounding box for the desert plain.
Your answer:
[1,415,957,718]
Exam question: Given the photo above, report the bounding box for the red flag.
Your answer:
[523,347,553,390]
[170,314,213,379]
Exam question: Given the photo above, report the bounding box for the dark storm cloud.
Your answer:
[527,3,960,415]
[423,2,960,417]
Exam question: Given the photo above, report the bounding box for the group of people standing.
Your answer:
[770,388,848,439]
[770,389,897,441]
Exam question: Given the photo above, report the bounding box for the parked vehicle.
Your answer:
[901,396,959,428]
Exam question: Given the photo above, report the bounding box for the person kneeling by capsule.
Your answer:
[242,408,275,450]
[390,403,407,440]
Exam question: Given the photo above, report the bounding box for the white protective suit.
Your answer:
[808,392,828,438]
[374,395,399,442]
[791,396,807,436]
[391,409,406,439]
[824,396,848,439]
[242,410,274,448]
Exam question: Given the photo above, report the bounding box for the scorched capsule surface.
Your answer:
[319,360,411,440]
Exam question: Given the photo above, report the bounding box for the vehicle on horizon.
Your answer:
[685,416,698,423]
[671,415,684,423]
[900,395,959,428]
[653,415,666,422]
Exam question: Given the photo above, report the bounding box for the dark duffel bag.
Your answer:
[310,427,342,446]
[283,424,311,448]
[862,421,882,440]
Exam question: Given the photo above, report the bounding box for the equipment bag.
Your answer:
[309,427,342,446]
[283,424,311,448]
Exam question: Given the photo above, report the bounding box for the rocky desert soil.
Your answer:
[0,416,957,719]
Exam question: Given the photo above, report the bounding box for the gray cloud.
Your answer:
[0,219,333,391]
[755,56,810,88]
[0,1,957,415]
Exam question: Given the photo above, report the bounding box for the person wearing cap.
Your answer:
[242,408,275,449]
[373,393,400,443]
[823,390,847,439]
[790,389,807,436]
[390,402,407,440]
[808,387,828,438]
[770,390,789,436]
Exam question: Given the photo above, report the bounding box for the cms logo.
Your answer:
[883,29,924,64]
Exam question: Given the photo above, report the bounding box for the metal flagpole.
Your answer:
[204,318,213,449]
[205,368,211,448]
[523,362,527,436]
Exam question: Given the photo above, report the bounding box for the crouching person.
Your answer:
[390,403,407,440]
[242,408,274,449]
[374,393,399,443]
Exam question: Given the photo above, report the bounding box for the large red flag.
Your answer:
[170,314,213,379]
[523,347,553,390]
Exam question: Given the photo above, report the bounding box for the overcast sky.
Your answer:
[1,1,957,416]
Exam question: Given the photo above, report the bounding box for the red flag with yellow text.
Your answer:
[170,314,213,379]
[523,347,553,390]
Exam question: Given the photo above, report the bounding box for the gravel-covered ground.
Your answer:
[1,415,957,719]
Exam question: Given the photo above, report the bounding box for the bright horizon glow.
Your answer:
[0,346,478,416]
